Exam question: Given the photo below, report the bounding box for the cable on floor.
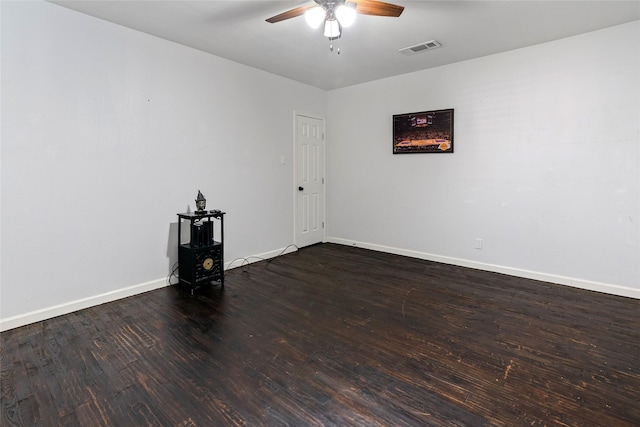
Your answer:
[167,244,300,284]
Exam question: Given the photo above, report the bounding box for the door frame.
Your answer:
[293,111,327,247]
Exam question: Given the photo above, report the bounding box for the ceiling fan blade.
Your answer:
[352,0,404,17]
[266,5,315,23]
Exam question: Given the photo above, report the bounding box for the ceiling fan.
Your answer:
[266,0,404,42]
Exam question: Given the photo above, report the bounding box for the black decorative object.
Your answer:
[177,210,225,290]
[195,190,207,213]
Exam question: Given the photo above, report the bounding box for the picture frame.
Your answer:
[393,108,454,154]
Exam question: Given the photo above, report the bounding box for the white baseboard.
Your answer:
[0,244,299,332]
[0,278,168,332]
[326,237,640,300]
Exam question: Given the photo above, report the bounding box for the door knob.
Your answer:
[298,186,304,191]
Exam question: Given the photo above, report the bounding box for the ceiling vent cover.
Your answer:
[399,40,442,56]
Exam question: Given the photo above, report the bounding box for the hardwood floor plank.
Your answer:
[1,243,639,426]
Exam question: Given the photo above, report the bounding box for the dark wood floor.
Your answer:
[2,243,639,426]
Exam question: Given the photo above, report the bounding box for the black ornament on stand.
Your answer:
[195,190,207,214]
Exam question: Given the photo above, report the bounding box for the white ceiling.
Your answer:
[50,1,640,90]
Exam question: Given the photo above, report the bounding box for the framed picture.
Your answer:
[393,108,454,154]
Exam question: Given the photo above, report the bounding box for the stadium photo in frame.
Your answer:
[393,109,454,154]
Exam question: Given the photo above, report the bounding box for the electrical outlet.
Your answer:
[475,238,483,250]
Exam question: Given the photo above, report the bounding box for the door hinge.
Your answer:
[322,177,325,184]
[322,222,325,229]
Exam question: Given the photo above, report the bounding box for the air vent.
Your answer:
[399,40,442,56]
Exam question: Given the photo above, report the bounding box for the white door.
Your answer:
[295,114,325,247]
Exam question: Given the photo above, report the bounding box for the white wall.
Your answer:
[326,21,640,296]
[1,1,326,326]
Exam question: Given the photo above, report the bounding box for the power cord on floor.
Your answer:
[167,261,180,286]
[166,244,300,284]
[226,244,300,273]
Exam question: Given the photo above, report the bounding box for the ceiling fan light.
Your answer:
[324,19,341,39]
[335,4,356,28]
[304,6,326,29]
